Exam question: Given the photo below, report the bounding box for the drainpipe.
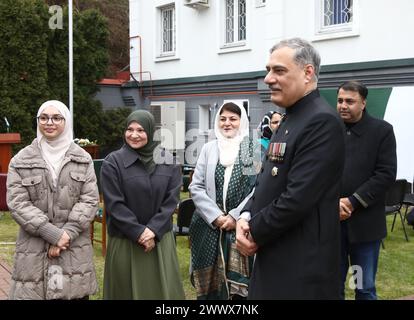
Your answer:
[129,35,153,97]
[130,35,142,84]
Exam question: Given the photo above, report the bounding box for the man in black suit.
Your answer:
[236,38,345,299]
[336,81,396,300]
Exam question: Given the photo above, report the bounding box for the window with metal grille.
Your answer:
[160,5,175,55]
[314,0,358,40]
[225,0,246,44]
[323,0,352,27]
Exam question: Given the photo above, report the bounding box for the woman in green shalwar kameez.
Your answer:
[189,102,257,300]
[101,110,185,300]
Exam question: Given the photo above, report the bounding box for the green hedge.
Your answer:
[0,1,126,154]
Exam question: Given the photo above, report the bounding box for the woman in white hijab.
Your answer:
[189,102,256,300]
[36,100,73,186]
[6,100,99,300]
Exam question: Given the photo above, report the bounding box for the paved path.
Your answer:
[0,258,11,300]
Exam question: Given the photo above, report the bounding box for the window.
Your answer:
[314,0,359,40]
[323,0,352,26]
[160,5,175,56]
[224,0,246,45]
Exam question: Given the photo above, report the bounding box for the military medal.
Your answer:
[271,166,278,176]
[268,142,286,163]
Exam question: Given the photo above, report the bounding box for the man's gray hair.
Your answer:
[270,38,321,82]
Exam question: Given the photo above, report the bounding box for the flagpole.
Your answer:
[68,0,74,133]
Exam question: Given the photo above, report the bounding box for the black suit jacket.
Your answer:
[341,111,397,243]
[244,90,345,299]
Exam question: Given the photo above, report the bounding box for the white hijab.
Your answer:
[214,102,249,167]
[37,100,73,186]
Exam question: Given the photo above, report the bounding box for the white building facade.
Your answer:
[106,0,414,179]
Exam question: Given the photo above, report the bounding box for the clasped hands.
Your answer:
[213,214,236,231]
[236,218,258,257]
[48,230,71,258]
[137,227,156,253]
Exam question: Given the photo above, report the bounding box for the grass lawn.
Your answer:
[1,208,413,300]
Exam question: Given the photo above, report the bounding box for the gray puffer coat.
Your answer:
[6,139,99,300]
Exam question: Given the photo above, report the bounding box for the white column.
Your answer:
[68,0,74,133]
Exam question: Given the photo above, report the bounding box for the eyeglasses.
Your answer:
[37,115,65,125]
[337,98,358,106]
[271,121,280,125]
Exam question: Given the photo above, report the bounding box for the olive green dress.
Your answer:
[103,231,185,300]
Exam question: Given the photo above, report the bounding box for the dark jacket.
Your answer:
[341,111,397,243]
[243,90,345,299]
[101,145,181,243]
